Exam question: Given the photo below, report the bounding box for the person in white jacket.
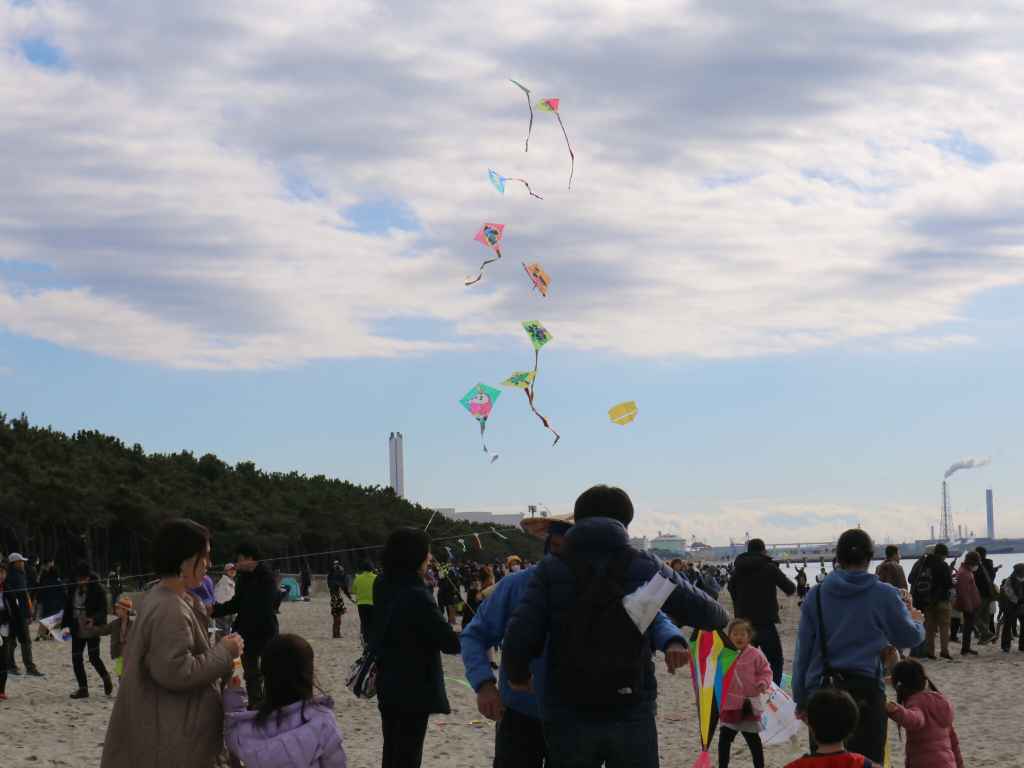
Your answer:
[213,564,237,638]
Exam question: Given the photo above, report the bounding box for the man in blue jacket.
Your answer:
[502,486,729,768]
[793,529,925,763]
[462,514,691,768]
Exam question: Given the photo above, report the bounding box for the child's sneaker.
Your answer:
[0,692,9,701]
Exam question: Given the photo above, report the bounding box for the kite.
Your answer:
[688,629,740,768]
[490,526,508,540]
[472,533,482,550]
[489,169,543,200]
[458,538,467,552]
[510,79,534,152]
[522,262,551,297]
[460,382,501,462]
[537,98,575,190]
[466,223,505,286]
[514,321,560,445]
[608,401,638,426]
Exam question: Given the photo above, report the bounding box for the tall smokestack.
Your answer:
[986,489,994,539]
[388,432,405,498]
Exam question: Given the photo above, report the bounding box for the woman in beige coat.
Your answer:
[101,519,245,768]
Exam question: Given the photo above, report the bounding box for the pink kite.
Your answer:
[466,223,505,286]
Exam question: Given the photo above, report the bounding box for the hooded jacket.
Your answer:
[721,644,773,713]
[792,570,924,709]
[502,517,729,720]
[728,552,796,624]
[887,690,963,768]
[223,688,347,768]
[908,554,953,609]
[953,565,980,614]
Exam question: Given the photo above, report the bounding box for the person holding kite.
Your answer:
[502,485,728,768]
[717,619,772,768]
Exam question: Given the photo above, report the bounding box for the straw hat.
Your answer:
[519,513,574,540]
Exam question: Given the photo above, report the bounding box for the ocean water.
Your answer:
[776,552,1024,582]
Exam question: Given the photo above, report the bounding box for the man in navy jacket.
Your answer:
[502,486,729,768]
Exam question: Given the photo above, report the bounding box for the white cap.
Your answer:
[8,553,27,563]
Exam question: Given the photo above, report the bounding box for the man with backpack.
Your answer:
[502,485,729,768]
[728,538,796,684]
[908,543,954,660]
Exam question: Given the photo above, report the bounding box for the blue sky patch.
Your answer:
[344,199,419,234]
[929,130,995,166]
[20,37,69,71]
[281,171,326,202]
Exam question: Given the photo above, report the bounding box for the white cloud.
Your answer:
[2,1,1024,368]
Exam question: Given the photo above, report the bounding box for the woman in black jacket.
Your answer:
[372,528,460,768]
[62,562,113,698]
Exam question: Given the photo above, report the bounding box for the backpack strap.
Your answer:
[814,586,833,676]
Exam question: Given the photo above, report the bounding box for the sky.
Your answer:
[1,1,1023,544]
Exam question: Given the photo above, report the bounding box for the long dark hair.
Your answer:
[891,658,938,706]
[256,634,323,725]
[381,528,430,578]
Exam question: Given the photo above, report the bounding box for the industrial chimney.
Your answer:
[388,432,405,498]
[986,489,994,539]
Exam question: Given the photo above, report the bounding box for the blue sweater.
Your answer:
[460,565,689,719]
[793,569,925,708]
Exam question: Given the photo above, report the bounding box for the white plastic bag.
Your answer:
[622,572,676,634]
[758,682,803,746]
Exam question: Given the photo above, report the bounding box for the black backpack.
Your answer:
[552,547,646,708]
[911,559,934,608]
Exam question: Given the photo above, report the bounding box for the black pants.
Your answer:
[71,635,109,690]
[960,611,976,653]
[1001,606,1024,651]
[718,727,764,768]
[543,708,659,768]
[0,633,10,694]
[752,622,784,685]
[241,649,264,704]
[358,605,374,645]
[381,712,429,768]
[494,707,547,768]
[6,619,34,670]
[809,682,887,763]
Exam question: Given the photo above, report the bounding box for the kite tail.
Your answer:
[509,177,543,200]
[478,419,499,463]
[526,349,560,446]
[465,248,502,286]
[555,112,575,190]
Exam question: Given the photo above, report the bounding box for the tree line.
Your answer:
[0,412,541,576]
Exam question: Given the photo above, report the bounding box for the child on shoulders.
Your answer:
[785,688,880,767]
[886,659,963,768]
[718,619,771,768]
[224,633,346,768]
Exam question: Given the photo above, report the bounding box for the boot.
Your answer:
[332,615,342,639]
[26,666,44,677]
[102,673,114,696]
[70,688,89,699]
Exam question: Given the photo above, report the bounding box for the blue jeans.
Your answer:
[543,707,659,768]
[752,622,784,685]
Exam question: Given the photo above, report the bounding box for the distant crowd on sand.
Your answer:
[2,487,1023,767]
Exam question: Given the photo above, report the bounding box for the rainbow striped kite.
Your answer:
[688,629,740,768]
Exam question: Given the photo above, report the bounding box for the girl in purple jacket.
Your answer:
[224,633,346,768]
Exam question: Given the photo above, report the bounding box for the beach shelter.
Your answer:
[280,576,302,602]
[688,629,740,768]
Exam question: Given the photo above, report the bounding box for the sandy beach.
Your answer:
[2,588,1023,767]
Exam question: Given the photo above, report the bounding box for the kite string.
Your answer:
[525,348,561,446]
[555,112,575,190]
[465,248,502,286]
[508,177,543,200]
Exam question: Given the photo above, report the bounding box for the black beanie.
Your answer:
[573,485,634,527]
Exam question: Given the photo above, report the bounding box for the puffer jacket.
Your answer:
[721,644,772,713]
[223,688,347,768]
[953,566,981,613]
[887,690,963,768]
[502,517,729,720]
[728,551,796,624]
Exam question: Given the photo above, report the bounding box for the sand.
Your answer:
[2,589,1023,767]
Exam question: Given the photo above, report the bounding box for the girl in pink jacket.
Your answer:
[954,552,982,656]
[718,619,773,768]
[887,659,963,768]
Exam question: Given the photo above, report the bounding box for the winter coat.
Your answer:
[792,570,924,709]
[223,687,347,768]
[908,555,953,609]
[100,585,234,768]
[37,572,65,618]
[371,571,461,716]
[327,568,349,597]
[502,517,729,721]
[0,584,22,634]
[999,576,1024,610]
[728,552,796,624]
[5,567,32,613]
[953,566,981,614]
[721,644,773,713]
[887,690,964,768]
[212,563,279,656]
[62,579,108,638]
[86,616,133,660]
[874,560,908,590]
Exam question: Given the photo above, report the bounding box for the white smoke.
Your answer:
[944,457,991,480]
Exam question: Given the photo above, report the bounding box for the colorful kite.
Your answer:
[460,382,501,461]
[688,630,740,768]
[537,98,575,190]
[517,321,560,445]
[510,79,534,152]
[522,262,551,297]
[609,401,638,426]
[489,169,543,200]
[501,370,536,389]
[466,223,505,286]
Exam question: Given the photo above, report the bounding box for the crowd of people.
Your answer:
[4,490,1024,767]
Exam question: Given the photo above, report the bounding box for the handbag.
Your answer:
[345,599,395,700]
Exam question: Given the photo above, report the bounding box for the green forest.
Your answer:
[0,412,541,576]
